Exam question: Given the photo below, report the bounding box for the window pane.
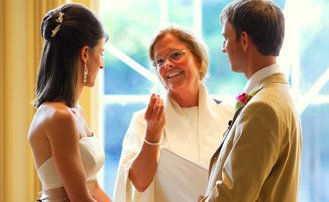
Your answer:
[202,0,246,95]
[103,102,147,196]
[300,17,329,93]
[103,56,155,94]
[101,0,160,95]
[300,104,329,202]
[168,0,194,26]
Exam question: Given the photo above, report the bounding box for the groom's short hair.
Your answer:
[220,0,285,56]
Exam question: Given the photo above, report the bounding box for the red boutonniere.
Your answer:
[235,88,261,111]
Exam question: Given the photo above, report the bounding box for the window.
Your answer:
[99,0,329,201]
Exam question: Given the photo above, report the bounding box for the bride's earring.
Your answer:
[83,63,88,84]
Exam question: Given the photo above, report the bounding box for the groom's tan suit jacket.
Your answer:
[203,73,302,202]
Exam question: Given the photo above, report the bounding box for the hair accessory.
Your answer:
[51,12,65,38]
[83,63,88,83]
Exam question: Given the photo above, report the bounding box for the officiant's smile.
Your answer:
[153,33,202,107]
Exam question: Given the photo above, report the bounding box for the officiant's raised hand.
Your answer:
[144,93,166,144]
[128,93,166,192]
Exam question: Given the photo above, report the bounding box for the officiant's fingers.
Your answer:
[157,99,165,121]
[151,96,163,119]
[145,93,157,120]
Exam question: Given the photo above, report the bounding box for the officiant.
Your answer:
[113,24,234,202]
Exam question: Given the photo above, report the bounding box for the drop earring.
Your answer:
[83,63,88,83]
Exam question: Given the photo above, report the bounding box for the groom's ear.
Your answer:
[240,31,256,51]
[240,31,250,51]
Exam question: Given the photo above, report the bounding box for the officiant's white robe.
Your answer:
[113,83,234,202]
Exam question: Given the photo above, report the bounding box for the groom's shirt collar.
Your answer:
[243,64,281,94]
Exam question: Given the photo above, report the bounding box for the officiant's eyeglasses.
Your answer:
[153,49,190,68]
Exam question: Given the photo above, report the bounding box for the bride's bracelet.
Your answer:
[144,138,161,146]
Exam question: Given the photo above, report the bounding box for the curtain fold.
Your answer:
[0,0,92,201]
[0,0,5,201]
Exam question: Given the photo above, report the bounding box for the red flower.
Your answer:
[235,88,262,111]
[236,92,252,105]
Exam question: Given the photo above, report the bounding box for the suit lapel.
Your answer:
[208,106,244,173]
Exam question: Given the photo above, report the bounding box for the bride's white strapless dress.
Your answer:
[36,135,104,201]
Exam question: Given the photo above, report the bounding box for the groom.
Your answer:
[200,0,302,201]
